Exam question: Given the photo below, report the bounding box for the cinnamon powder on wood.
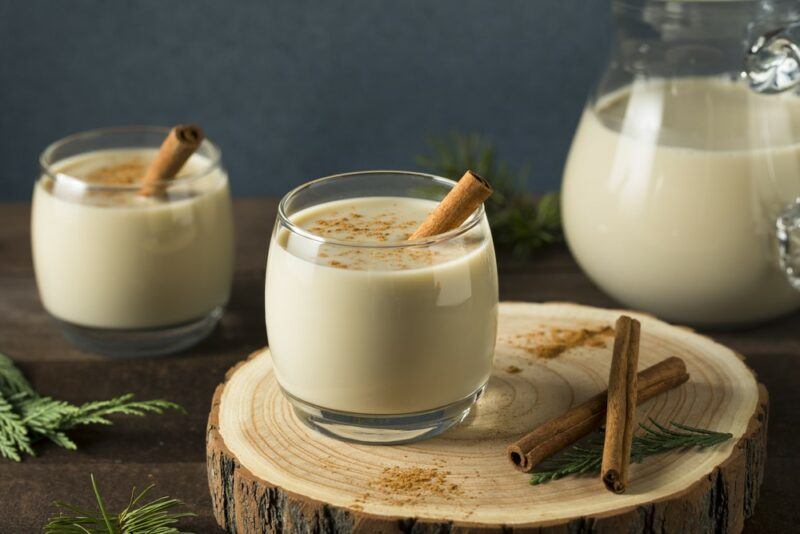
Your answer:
[507,325,614,359]
[370,466,460,504]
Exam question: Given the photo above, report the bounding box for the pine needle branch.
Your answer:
[44,474,195,534]
[530,419,733,485]
[417,132,563,259]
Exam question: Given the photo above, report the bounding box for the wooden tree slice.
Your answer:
[207,302,767,533]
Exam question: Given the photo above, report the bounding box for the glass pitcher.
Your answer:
[562,0,800,327]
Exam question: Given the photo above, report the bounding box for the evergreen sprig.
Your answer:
[44,474,195,533]
[0,393,33,460]
[530,418,733,485]
[0,349,36,396]
[417,132,563,258]
[0,352,183,461]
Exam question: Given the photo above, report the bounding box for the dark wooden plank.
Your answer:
[0,203,33,277]
[0,198,798,533]
[742,458,800,533]
[1,462,223,532]
[9,356,237,462]
[739,352,800,459]
[0,273,266,363]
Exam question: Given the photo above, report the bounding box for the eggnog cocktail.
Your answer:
[265,172,498,443]
[32,127,234,356]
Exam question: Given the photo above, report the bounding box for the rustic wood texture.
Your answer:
[0,198,798,532]
[207,303,766,532]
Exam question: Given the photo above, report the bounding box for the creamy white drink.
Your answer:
[265,196,498,415]
[563,77,800,326]
[32,148,234,330]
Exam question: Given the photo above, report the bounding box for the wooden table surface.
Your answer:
[1,198,798,533]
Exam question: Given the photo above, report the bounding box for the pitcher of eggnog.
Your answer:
[563,0,800,327]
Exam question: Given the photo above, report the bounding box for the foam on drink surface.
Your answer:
[285,197,483,271]
[44,149,206,206]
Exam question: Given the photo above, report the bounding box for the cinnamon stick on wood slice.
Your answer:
[601,316,641,493]
[139,124,205,196]
[507,355,688,473]
[409,170,492,239]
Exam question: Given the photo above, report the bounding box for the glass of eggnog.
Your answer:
[32,126,234,357]
[265,171,498,444]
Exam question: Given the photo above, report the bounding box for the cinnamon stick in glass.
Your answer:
[139,124,205,196]
[507,355,688,473]
[601,315,641,493]
[409,170,492,239]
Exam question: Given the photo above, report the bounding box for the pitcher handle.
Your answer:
[746,22,800,94]
[777,198,800,291]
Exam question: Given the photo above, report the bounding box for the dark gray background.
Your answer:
[0,1,610,201]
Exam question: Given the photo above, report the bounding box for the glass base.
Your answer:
[52,306,223,358]
[284,384,486,445]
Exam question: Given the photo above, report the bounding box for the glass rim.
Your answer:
[38,125,223,191]
[615,0,760,5]
[613,0,767,11]
[277,170,487,249]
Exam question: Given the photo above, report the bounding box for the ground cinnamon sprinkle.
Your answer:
[370,466,460,504]
[505,365,522,374]
[507,325,614,359]
[586,336,609,348]
[297,204,484,271]
[85,160,147,185]
[307,212,418,242]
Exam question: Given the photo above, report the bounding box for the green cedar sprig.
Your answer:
[0,352,183,461]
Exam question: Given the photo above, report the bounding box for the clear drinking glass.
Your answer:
[562,0,800,327]
[265,171,499,444]
[32,126,235,356]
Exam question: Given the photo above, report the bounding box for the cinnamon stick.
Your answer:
[507,355,688,473]
[139,124,205,196]
[601,316,640,493]
[409,170,492,239]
